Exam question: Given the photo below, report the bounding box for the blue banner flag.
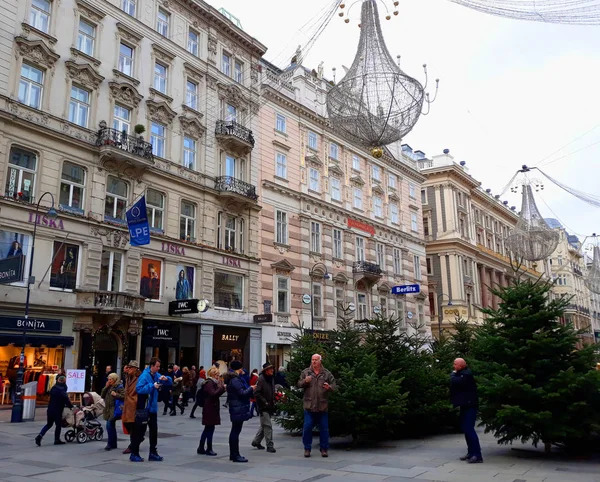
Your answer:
[126,195,150,246]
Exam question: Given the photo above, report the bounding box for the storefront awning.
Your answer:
[0,334,74,347]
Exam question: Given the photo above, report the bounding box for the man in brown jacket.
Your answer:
[121,360,141,455]
[297,354,336,458]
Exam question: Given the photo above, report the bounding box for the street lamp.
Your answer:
[437,293,453,338]
[309,262,330,333]
[11,192,57,423]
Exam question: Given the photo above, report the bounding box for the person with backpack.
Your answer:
[101,372,125,451]
[196,366,226,456]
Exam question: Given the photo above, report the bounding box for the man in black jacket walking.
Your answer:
[35,375,73,446]
[450,358,482,464]
[251,362,276,453]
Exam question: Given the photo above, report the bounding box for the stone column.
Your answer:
[199,324,214,369]
[250,328,262,372]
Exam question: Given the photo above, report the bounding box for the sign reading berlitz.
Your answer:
[0,316,62,333]
[347,218,375,236]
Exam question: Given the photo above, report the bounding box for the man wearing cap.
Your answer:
[35,374,72,446]
[122,360,141,455]
[251,362,277,453]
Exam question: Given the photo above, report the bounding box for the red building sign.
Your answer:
[347,218,375,236]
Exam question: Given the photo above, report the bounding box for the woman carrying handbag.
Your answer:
[196,367,226,456]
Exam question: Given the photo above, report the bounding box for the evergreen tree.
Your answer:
[471,278,600,451]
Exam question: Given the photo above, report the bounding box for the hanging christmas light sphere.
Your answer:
[326,0,436,153]
[585,244,600,295]
[505,184,559,261]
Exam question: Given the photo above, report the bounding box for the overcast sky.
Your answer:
[209,0,600,245]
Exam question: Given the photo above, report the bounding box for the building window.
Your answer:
[309,168,320,192]
[557,256,563,265]
[151,122,166,158]
[409,182,416,199]
[222,52,231,76]
[380,296,388,316]
[423,216,431,236]
[68,86,90,128]
[330,177,341,201]
[390,204,399,224]
[122,0,136,16]
[277,276,289,313]
[276,113,286,133]
[30,0,51,33]
[234,60,243,83]
[186,80,198,110]
[59,161,85,213]
[77,19,95,56]
[156,8,169,36]
[19,64,43,109]
[312,283,322,317]
[275,210,288,244]
[146,188,164,231]
[393,248,401,274]
[421,188,428,204]
[222,154,243,179]
[335,287,345,313]
[308,131,317,150]
[187,29,199,56]
[183,137,196,170]
[118,43,134,77]
[50,241,79,291]
[99,250,123,292]
[389,173,397,189]
[414,255,422,280]
[374,196,383,218]
[105,176,128,221]
[411,212,418,232]
[357,293,367,320]
[356,236,365,261]
[276,152,287,179]
[352,154,360,171]
[457,191,464,206]
[180,200,196,241]
[372,165,381,182]
[330,142,339,160]
[353,188,362,209]
[376,243,385,268]
[154,62,167,94]
[417,302,425,327]
[396,299,405,327]
[5,147,37,202]
[310,222,321,253]
[217,212,244,253]
[224,104,237,123]
[214,272,243,310]
[333,228,342,259]
[426,257,432,275]
[113,104,131,133]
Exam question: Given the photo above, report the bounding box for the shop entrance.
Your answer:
[94,332,118,390]
[212,326,249,370]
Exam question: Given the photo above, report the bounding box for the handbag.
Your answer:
[114,399,123,419]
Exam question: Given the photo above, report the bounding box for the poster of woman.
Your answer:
[175,265,194,300]
[50,242,79,290]
[140,258,162,300]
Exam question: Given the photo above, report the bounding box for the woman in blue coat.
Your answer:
[224,360,255,462]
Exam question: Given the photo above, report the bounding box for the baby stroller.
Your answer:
[63,407,104,443]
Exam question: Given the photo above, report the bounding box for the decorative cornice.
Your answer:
[149,87,174,104]
[181,104,203,118]
[178,115,205,139]
[372,184,385,196]
[270,259,295,272]
[65,61,105,90]
[152,43,176,64]
[183,62,203,82]
[350,174,365,186]
[116,22,143,45]
[75,0,106,22]
[217,82,249,109]
[272,139,290,151]
[112,69,140,87]
[20,23,57,46]
[70,47,101,68]
[305,153,322,167]
[108,80,143,108]
[146,99,177,124]
[15,36,59,69]
[328,163,343,176]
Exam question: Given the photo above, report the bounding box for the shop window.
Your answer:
[59,161,85,214]
[5,146,37,202]
[104,176,128,222]
[99,250,123,292]
[214,271,243,310]
[175,264,194,300]
[276,276,289,313]
[140,257,162,301]
[50,241,79,291]
[0,230,30,285]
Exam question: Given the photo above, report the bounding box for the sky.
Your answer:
[208,0,600,244]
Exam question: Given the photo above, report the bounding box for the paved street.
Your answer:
[0,406,599,482]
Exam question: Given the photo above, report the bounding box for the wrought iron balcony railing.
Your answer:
[215,176,258,201]
[96,127,153,161]
[352,260,383,276]
[215,120,255,147]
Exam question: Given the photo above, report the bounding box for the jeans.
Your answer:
[133,412,159,455]
[253,412,274,448]
[199,424,215,451]
[459,407,482,458]
[39,413,63,442]
[229,420,244,457]
[106,419,117,448]
[302,410,329,451]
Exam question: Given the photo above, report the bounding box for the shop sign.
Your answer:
[221,334,240,342]
[0,255,25,284]
[144,323,179,342]
[222,256,241,268]
[277,330,293,341]
[66,369,86,393]
[347,218,375,236]
[168,299,199,315]
[392,284,420,295]
[162,242,186,256]
[28,212,64,230]
[254,314,273,323]
[313,331,330,341]
[0,316,62,333]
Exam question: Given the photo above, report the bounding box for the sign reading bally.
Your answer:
[347,218,375,236]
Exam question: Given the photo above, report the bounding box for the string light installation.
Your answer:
[585,235,600,295]
[326,0,438,158]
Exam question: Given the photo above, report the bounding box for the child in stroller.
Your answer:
[62,391,105,443]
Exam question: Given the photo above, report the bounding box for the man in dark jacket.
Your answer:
[35,375,72,446]
[251,362,276,453]
[450,358,482,464]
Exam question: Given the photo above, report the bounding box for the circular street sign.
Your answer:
[373,305,381,314]
[302,294,312,304]
[348,302,356,311]
[407,311,414,319]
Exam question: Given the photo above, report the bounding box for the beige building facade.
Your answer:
[0,0,268,389]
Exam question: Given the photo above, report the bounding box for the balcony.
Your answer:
[96,125,154,168]
[76,290,145,315]
[352,261,383,282]
[215,120,255,154]
[215,176,258,202]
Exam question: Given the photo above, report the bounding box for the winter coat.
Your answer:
[122,368,140,424]
[171,377,183,398]
[47,382,72,417]
[182,371,192,390]
[101,382,125,421]
[297,367,336,412]
[225,372,253,422]
[450,368,479,409]
[136,367,172,413]
[274,371,288,388]
[254,373,276,415]
[201,378,226,426]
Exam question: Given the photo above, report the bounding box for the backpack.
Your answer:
[196,382,206,407]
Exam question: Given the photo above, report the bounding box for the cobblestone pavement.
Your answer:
[0,406,599,482]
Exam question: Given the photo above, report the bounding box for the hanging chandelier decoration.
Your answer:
[585,237,600,294]
[326,0,438,158]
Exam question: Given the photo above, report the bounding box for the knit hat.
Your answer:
[230,360,243,370]
[127,360,139,368]
[262,362,274,371]
[57,375,66,383]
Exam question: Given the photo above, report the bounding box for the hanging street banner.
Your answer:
[0,255,25,285]
[126,195,150,246]
[391,284,421,295]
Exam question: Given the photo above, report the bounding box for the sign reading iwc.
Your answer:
[0,316,62,333]
[168,299,200,315]
[0,256,25,285]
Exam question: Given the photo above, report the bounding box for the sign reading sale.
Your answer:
[66,369,86,393]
